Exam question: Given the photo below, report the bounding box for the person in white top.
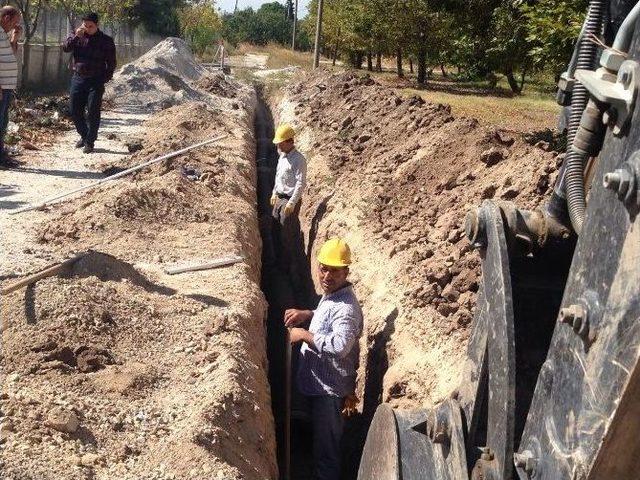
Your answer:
[0,6,21,168]
[270,124,309,303]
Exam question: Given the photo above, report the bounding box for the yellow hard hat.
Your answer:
[273,124,295,144]
[317,238,352,267]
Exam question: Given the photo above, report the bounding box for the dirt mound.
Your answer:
[2,79,276,478]
[275,70,561,410]
[195,72,240,98]
[106,38,243,112]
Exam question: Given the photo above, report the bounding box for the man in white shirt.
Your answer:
[0,6,21,168]
[271,124,308,301]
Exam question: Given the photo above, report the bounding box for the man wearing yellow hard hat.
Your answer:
[285,238,363,480]
[271,123,308,300]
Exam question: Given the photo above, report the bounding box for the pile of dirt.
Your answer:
[195,72,241,98]
[106,38,241,111]
[274,70,561,410]
[7,95,73,152]
[2,72,277,478]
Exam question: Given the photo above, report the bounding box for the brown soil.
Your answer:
[273,69,562,412]
[1,42,277,480]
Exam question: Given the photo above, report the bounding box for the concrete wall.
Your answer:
[18,43,152,93]
[16,8,161,94]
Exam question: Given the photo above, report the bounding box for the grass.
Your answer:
[227,42,560,133]
[234,42,318,70]
[371,68,560,132]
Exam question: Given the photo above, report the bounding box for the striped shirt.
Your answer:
[273,148,307,206]
[297,284,363,398]
[0,28,17,90]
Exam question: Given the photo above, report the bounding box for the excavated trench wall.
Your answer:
[1,53,278,480]
[270,70,561,475]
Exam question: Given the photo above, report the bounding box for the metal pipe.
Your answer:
[10,134,229,215]
[612,0,640,52]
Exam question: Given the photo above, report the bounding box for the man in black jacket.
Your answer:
[62,12,116,154]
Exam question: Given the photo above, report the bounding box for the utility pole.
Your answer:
[234,0,239,13]
[313,0,324,69]
[291,0,298,51]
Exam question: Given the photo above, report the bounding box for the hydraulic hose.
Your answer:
[551,0,607,234]
[612,0,640,52]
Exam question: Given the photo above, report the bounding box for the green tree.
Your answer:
[128,0,183,36]
[221,2,300,46]
[522,0,587,79]
[178,1,221,54]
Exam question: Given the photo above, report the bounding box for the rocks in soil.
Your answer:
[480,146,506,166]
[44,407,79,433]
[126,140,143,153]
[76,346,113,372]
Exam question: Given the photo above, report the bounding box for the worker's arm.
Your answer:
[62,32,81,53]
[287,154,307,207]
[9,25,21,55]
[104,37,116,82]
[284,308,313,327]
[308,311,359,359]
[289,327,316,349]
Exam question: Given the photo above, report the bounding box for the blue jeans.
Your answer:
[309,395,345,480]
[0,88,14,153]
[70,74,105,145]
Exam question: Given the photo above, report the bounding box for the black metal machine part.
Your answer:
[357,1,640,479]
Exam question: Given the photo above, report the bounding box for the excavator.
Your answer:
[357,1,640,479]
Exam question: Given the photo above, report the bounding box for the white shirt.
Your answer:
[273,148,307,206]
[0,29,17,90]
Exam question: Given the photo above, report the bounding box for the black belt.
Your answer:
[276,192,291,200]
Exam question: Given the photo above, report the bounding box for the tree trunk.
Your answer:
[505,65,521,94]
[332,27,341,66]
[519,68,528,92]
[396,47,403,77]
[409,57,414,74]
[366,51,373,71]
[332,39,340,66]
[375,51,382,72]
[417,46,427,85]
[440,64,447,77]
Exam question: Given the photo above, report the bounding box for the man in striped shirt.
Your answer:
[286,238,363,480]
[0,6,21,168]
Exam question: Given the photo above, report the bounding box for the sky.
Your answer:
[216,0,311,17]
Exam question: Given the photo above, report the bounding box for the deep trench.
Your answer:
[255,90,314,480]
[255,89,366,480]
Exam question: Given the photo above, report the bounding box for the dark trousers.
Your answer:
[70,74,105,145]
[309,395,345,480]
[0,88,14,153]
[272,197,308,304]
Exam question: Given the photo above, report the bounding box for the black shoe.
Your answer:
[75,139,85,148]
[0,155,19,169]
[83,144,94,154]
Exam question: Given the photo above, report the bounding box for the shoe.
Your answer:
[0,154,19,169]
[83,144,94,154]
[75,139,85,148]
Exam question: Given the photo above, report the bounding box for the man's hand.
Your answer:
[75,26,86,37]
[270,194,277,207]
[288,327,314,346]
[284,203,295,217]
[284,309,313,327]
[342,394,359,417]
[10,25,22,44]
